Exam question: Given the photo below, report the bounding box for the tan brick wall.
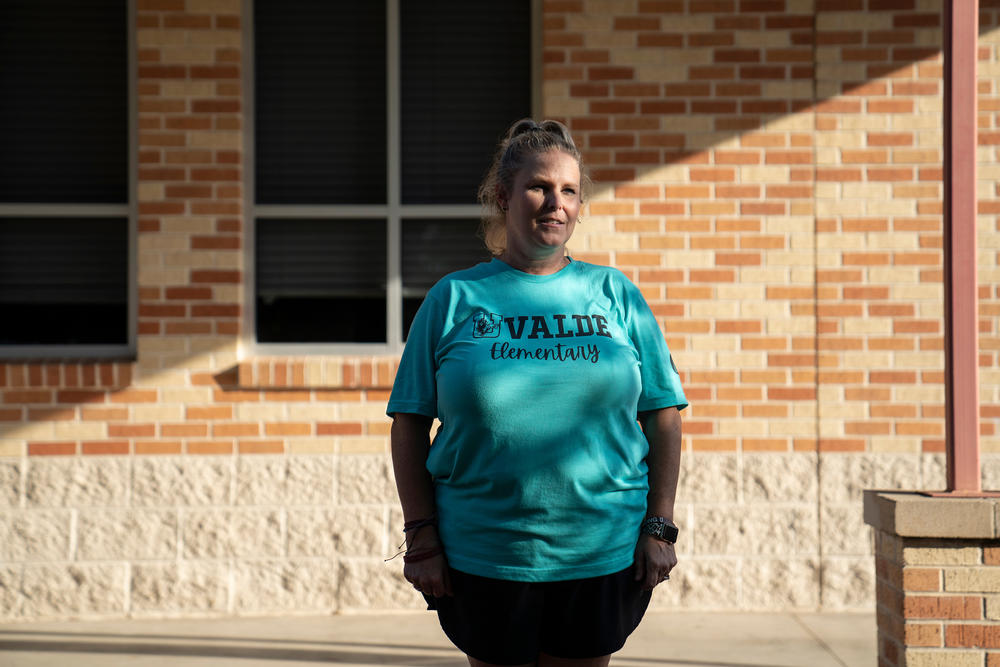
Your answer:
[1,0,1000,620]
[135,0,246,457]
[544,0,998,458]
[981,4,1000,459]
[547,0,822,455]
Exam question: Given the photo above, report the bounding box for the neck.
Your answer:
[499,249,569,275]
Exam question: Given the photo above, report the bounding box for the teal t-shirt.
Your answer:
[387,258,687,582]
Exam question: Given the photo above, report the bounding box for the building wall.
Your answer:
[1,0,999,620]
[543,0,1000,611]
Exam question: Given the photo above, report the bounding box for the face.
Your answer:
[500,150,581,263]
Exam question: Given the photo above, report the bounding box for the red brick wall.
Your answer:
[875,530,1000,666]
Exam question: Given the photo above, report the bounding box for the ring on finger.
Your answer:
[661,573,670,581]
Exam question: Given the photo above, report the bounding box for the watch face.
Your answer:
[642,517,673,540]
[642,517,678,543]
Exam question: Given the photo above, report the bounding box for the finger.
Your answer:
[432,570,450,598]
[406,567,426,593]
[426,561,449,597]
[647,568,662,591]
[643,555,661,590]
[633,550,646,582]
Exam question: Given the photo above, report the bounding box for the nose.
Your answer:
[544,189,563,211]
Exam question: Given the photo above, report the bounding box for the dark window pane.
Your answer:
[402,218,489,339]
[256,218,387,342]
[0,217,127,344]
[0,1,127,203]
[400,0,531,204]
[255,1,386,204]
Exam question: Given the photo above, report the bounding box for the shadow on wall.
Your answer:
[0,2,996,457]
[558,3,999,457]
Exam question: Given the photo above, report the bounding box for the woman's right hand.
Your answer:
[403,526,453,597]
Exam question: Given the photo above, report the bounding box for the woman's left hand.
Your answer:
[633,534,677,591]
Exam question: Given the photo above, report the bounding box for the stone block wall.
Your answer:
[1,0,1000,621]
[1,454,411,617]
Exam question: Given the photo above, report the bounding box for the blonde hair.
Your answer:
[477,118,589,256]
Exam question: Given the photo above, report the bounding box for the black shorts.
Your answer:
[424,565,651,665]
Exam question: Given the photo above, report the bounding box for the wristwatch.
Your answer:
[640,516,679,544]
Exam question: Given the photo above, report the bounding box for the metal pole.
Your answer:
[942,0,981,493]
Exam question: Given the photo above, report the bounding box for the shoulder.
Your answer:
[443,259,499,283]
[570,260,641,295]
[425,259,500,301]
[571,259,629,280]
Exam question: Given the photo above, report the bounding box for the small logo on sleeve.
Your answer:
[472,312,502,338]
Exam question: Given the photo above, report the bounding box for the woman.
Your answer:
[388,119,687,667]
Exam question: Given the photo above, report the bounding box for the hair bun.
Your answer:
[536,120,575,147]
[506,119,542,139]
[504,118,577,150]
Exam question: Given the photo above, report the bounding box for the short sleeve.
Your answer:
[386,293,445,419]
[623,280,688,413]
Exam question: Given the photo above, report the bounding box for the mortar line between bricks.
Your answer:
[790,612,849,667]
[810,0,824,609]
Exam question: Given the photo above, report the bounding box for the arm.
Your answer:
[633,405,683,590]
[390,412,452,597]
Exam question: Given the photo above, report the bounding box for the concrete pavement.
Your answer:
[0,610,876,666]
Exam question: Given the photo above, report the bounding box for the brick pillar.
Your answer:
[865,491,1000,666]
[135,0,244,454]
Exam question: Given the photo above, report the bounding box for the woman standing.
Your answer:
[388,119,687,667]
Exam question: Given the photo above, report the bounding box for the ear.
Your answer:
[496,185,509,212]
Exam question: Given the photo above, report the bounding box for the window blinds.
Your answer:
[255,218,388,342]
[0,0,127,204]
[400,0,532,204]
[254,1,387,204]
[0,217,127,344]
[401,218,490,293]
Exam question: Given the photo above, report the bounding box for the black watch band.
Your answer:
[640,516,678,543]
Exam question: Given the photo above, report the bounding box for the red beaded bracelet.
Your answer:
[402,546,442,563]
[403,516,437,533]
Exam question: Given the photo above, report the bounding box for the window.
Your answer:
[0,0,133,357]
[250,0,533,351]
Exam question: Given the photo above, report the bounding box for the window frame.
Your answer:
[243,0,541,356]
[0,0,137,360]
